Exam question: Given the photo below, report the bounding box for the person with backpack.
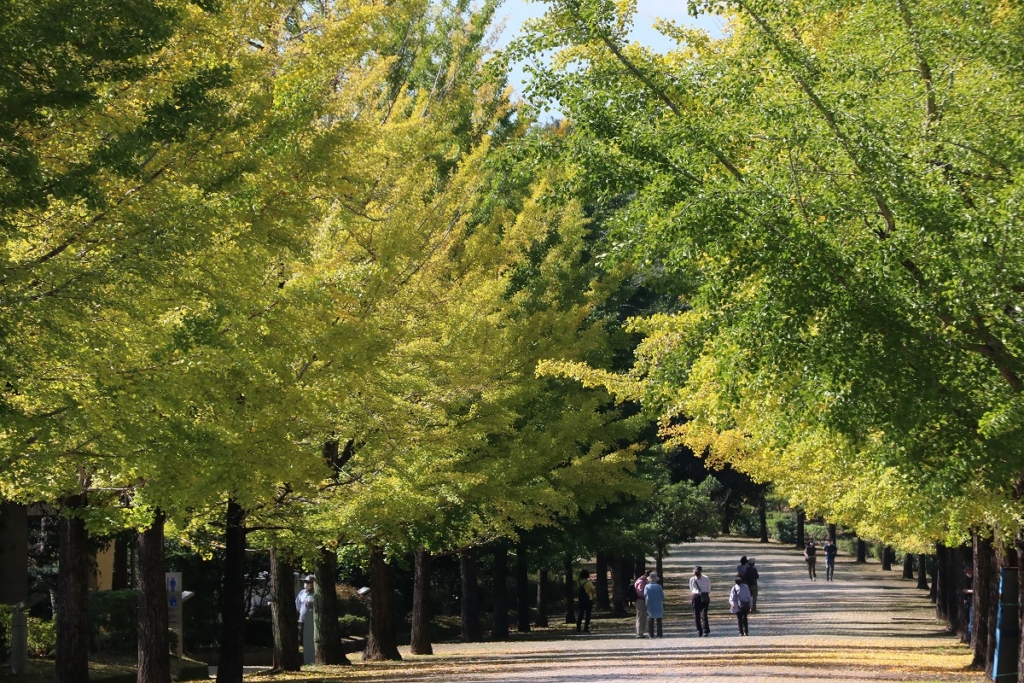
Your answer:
[804,540,818,580]
[631,571,649,638]
[577,569,595,632]
[644,572,665,638]
[729,575,752,636]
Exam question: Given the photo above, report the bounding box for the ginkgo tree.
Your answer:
[507,0,1024,669]
[511,0,1024,554]
[0,0,523,680]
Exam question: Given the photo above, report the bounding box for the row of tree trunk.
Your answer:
[52,504,1023,683]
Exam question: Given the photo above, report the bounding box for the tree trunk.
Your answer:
[856,538,867,563]
[562,559,574,624]
[0,501,28,605]
[929,551,939,602]
[534,569,548,628]
[955,544,970,642]
[971,531,996,672]
[268,547,301,672]
[902,552,914,579]
[827,524,837,544]
[633,557,647,577]
[364,548,401,661]
[795,509,805,548]
[594,553,610,611]
[56,493,90,683]
[917,554,929,590]
[112,533,129,591]
[492,546,509,639]
[515,542,530,633]
[655,546,664,584]
[460,549,481,642]
[609,557,626,617]
[410,548,433,655]
[882,546,893,571]
[137,512,170,683]
[935,545,948,619]
[314,547,348,664]
[216,501,247,683]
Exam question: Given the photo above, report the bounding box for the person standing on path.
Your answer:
[577,569,595,632]
[644,572,665,638]
[823,539,837,581]
[296,574,315,640]
[729,576,752,636]
[689,565,711,637]
[745,558,760,611]
[804,540,818,580]
[633,571,650,638]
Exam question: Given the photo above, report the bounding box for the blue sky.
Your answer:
[490,0,726,97]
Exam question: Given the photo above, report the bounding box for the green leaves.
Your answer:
[513,0,1024,548]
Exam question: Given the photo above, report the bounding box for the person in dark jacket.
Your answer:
[577,569,595,632]
[745,558,760,611]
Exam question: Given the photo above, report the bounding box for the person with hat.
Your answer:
[644,572,665,638]
[689,565,711,636]
[296,574,315,636]
[745,558,760,611]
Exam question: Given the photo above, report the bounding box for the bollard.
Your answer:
[10,608,27,675]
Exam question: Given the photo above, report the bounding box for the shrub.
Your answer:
[0,607,56,660]
[1,604,11,662]
[27,617,56,657]
[804,524,830,543]
[772,517,796,544]
[337,614,368,637]
[336,585,369,618]
[731,507,761,538]
[89,589,138,654]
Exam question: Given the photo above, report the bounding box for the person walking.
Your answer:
[576,569,595,632]
[804,540,818,580]
[737,555,748,579]
[644,572,665,638]
[823,538,838,581]
[689,565,711,636]
[745,557,760,611]
[729,575,752,636]
[633,571,650,638]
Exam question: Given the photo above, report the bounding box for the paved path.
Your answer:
[282,538,982,683]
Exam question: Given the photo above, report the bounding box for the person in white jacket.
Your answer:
[729,575,752,636]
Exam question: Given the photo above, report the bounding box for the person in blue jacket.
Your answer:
[644,572,665,638]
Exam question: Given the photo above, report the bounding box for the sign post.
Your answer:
[993,567,1019,682]
[166,572,183,660]
[303,607,315,665]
